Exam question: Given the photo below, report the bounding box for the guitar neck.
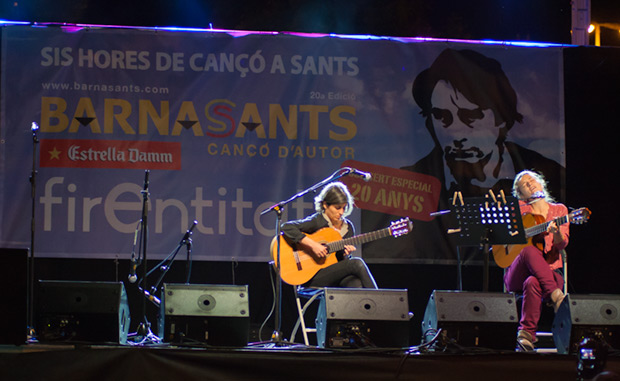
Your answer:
[525,214,569,237]
[327,227,392,252]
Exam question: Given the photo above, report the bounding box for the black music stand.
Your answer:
[449,194,526,291]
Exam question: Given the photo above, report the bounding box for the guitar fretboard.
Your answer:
[326,227,392,252]
[525,215,569,237]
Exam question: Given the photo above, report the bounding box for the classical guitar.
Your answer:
[272,218,413,286]
[492,207,591,268]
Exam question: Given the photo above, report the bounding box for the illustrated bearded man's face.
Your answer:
[429,80,504,184]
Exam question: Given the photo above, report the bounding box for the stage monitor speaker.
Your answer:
[315,288,411,348]
[0,248,28,345]
[422,290,518,350]
[552,294,620,354]
[36,280,130,344]
[159,283,250,347]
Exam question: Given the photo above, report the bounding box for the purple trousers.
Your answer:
[504,246,564,338]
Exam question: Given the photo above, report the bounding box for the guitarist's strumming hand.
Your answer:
[299,236,356,259]
[300,236,329,258]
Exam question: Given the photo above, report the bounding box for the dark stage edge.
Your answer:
[1,342,620,380]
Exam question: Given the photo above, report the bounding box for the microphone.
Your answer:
[183,220,198,242]
[128,256,138,283]
[349,168,372,182]
[142,170,150,193]
[527,191,546,204]
[31,122,40,142]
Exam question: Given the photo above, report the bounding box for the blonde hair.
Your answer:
[314,182,355,217]
[512,170,555,202]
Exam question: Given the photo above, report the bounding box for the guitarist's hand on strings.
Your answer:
[299,237,357,259]
[547,221,565,244]
[547,221,559,234]
[300,236,330,258]
[343,244,357,258]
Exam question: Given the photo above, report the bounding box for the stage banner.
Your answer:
[0,25,565,263]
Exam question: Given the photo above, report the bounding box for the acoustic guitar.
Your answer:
[492,207,591,268]
[272,218,413,286]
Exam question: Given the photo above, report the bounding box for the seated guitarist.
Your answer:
[280,182,378,289]
[504,170,569,352]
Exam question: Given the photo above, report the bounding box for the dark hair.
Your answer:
[314,182,354,217]
[412,48,523,146]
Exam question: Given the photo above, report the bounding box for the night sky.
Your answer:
[1,0,620,46]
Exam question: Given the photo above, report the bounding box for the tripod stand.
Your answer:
[127,170,162,345]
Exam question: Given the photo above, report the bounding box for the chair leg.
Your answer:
[561,249,568,294]
[292,294,310,346]
[290,289,323,346]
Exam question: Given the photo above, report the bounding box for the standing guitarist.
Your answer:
[504,170,569,352]
[280,182,378,289]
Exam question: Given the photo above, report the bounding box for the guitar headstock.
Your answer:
[569,207,591,225]
[389,217,413,237]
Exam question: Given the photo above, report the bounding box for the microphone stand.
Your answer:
[146,220,198,302]
[184,222,196,284]
[128,170,161,345]
[260,167,353,345]
[138,170,150,336]
[27,122,39,341]
[431,209,464,291]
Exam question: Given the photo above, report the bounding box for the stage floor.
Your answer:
[2,341,620,380]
